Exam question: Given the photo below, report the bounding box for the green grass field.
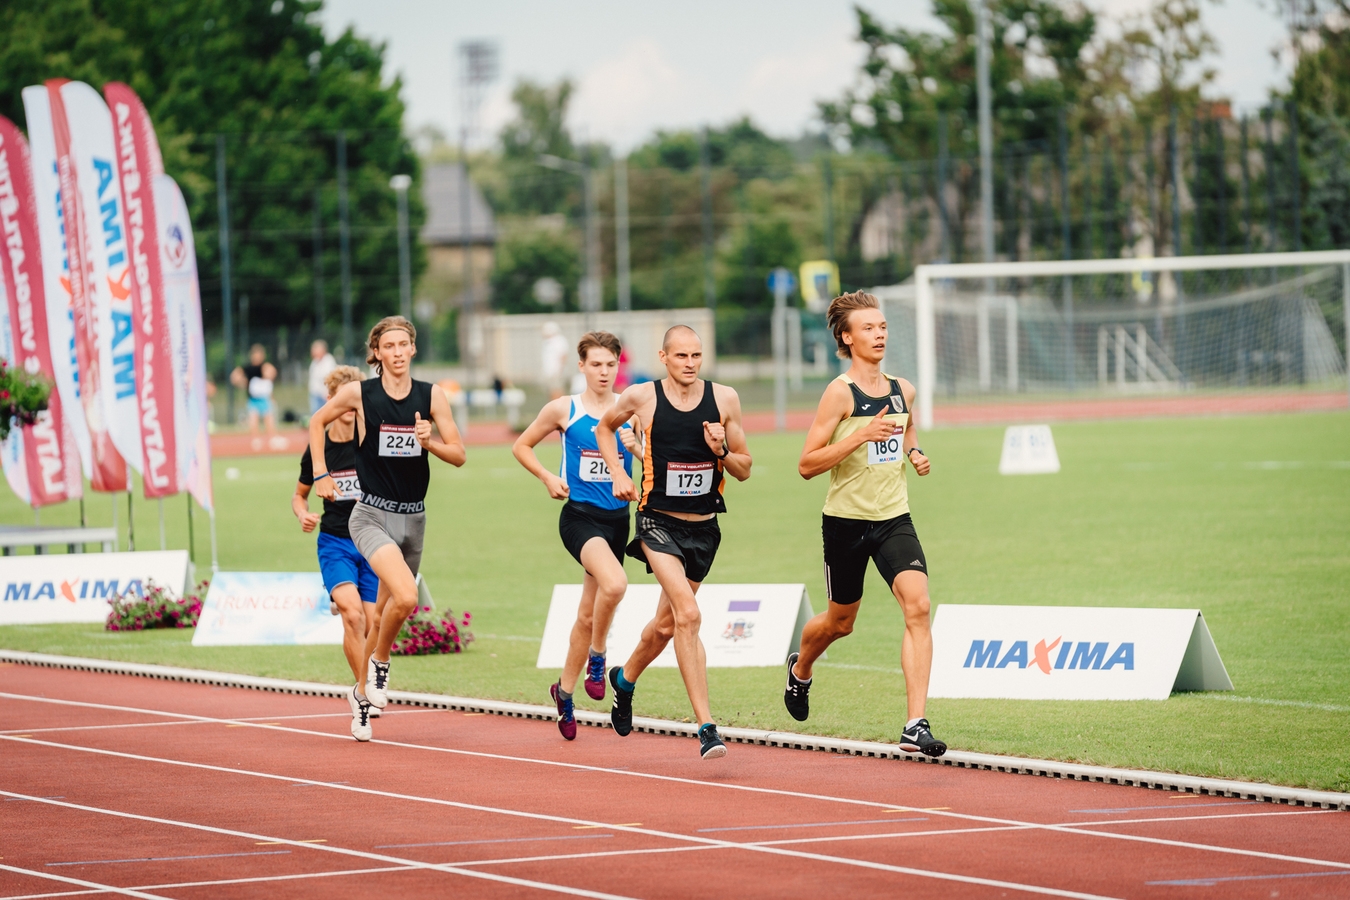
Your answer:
[2,411,1348,792]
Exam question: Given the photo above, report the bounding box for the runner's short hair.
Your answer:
[662,324,700,350]
[827,291,881,359]
[577,331,622,361]
[325,365,363,398]
[366,316,417,373]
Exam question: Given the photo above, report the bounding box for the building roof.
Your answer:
[421,163,497,246]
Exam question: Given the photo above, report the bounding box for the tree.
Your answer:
[490,229,581,314]
[496,79,580,216]
[0,0,422,358]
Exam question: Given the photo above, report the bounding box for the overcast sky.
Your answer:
[320,0,1292,153]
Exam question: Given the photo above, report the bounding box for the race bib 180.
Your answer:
[330,468,362,501]
[579,450,612,483]
[378,424,421,458]
[666,461,713,496]
[867,428,905,466]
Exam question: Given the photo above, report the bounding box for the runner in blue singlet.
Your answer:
[513,331,639,741]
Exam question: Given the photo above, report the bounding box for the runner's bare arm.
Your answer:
[309,381,362,500]
[292,481,320,532]
[899,378,930,476]
[798,380,894,478]
[598,382,652,502]
[707,384,751,481]
[419,385,466,467]
[512,397,571,499]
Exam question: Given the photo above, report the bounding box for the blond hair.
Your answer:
[827,291,880,358]
[325,365,363,398]
[365,316,417,374]
[577,331,622,361]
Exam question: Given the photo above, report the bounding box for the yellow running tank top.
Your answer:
[821,374,910,521]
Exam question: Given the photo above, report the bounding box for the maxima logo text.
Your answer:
[963,638,1134,673]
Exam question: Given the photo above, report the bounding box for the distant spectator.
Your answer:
[540,322,570,400]
[308,339,338,415]
[231,344,280,450]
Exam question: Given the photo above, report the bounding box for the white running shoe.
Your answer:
[365,655,391,709]
[348,684,372,742]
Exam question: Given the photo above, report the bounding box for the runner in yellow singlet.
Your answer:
[785,290,946,757]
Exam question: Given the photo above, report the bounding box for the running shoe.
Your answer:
[698,723,727,760]
[366,655,391,709]
[608,666,634,737]
[550,681,577,741]
[899,718,947,758]
[584,650,607,701]
[347,684,372,742]
[783,652,811,722]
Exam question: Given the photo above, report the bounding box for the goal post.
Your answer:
[897,251,1350,430]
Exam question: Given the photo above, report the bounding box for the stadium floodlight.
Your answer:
[389,174,413,323]
[878,251,1350,430]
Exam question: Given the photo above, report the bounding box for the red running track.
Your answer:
[1,664,1347,900]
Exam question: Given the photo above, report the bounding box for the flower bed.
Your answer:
[391,606,473,656]
[0,360,51,441]
[106,580,208,631]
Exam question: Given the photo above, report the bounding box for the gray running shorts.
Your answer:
[349,501,426,577]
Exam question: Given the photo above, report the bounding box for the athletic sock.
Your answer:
[616,668,636,692]
[699,722,715,734]
[905,717,923,729]
[588,647,603,658]
[557,684,573,702]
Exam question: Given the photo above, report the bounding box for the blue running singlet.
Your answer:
[560,395,633,510]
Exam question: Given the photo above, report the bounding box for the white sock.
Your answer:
[905,717,924,729]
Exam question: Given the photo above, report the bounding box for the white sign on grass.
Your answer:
[928,604,1232,701]
[999,424,1060,474]
[537,583,815,669]
[0,551,189,625]
[192,572,342,646]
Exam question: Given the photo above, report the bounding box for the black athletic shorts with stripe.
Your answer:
[559,500,630,570]
[627,509,722,584]
[821,512,927,605]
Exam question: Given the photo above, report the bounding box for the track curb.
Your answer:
[4,648,1346,811]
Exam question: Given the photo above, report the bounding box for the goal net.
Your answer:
[873,252,1350,429]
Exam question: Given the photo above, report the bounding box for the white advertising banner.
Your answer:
[928,604,1233,701]
[0,550,189,625]
[191,572,341,646]
[999,425,1060,475]
[537,583,815,669]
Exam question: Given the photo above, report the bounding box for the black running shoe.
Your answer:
[608,666,633,737]
[698,723,727,759]
[899,718,947,758]
[783,652,811,722]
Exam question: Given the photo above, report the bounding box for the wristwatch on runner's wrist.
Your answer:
[907,447,924,461]
[717,443,731,459]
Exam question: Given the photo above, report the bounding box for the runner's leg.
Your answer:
[619,588,676,684]
[892,570,932,720]
[358,580,392,692]
[330,582,366,683]
[366,542,419,662]
[560,573,598,695]
[579,536,627,656]
[792,600,861,681]
[643,545,711,725]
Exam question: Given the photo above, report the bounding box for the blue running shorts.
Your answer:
[316,531,379,603]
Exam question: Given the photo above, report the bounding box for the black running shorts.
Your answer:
[627,509,722,583]
[559,501,630,570]
[821,512,927,606]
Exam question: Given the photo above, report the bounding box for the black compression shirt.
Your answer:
[299,434,361,538]
[638,379,726,515]
[356,377,434,512]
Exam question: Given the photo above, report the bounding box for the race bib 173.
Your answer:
[578,450,612,483]
[330,468,362,501]
[378,424,421,457]
[666,461,713,496]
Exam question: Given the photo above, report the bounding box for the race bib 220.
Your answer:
[330,468,362,501]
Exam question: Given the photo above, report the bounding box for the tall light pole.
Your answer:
[974,0,995,390]
[538,153,601,328]
[615,156,632,313]
[457,40,498,382]
[390,174,413,323]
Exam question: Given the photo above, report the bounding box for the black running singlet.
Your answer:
[355,378,434,512]
[638,379,726,515]
[299,433,361,538]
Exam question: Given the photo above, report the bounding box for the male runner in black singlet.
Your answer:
[310,316,465,741]
[596,325,752,759]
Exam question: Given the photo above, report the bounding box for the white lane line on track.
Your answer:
[0,865,417,900]
[3,691,1347,875]
[0,864,172,900]
[0,749,1119,900]
[0,708,439,737]
[0,790,637,900]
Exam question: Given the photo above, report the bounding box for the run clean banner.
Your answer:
[192,572,341,646]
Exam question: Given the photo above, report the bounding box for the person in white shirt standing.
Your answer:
[308,340,338,416]
[540,322,571,400]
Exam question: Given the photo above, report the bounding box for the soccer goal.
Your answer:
[872,251,1350,430]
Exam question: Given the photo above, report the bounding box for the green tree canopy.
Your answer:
[0,0,422,359]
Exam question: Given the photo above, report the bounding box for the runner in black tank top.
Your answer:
[596,324,753,760]
[309,316,465,742]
